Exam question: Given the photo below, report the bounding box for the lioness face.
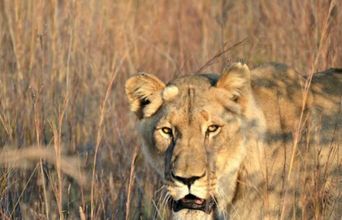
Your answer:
[153,88,245,215]
[126,63,252,218]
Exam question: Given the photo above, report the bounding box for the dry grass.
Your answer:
[0,0,341,219]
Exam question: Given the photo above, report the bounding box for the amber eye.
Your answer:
[207,125,220,133]
[161,127,173,136]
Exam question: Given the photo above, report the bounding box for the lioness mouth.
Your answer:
[171,194,216,214]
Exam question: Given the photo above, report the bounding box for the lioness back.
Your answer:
[125,63,342,219]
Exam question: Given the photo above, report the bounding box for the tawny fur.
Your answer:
[125,63,342,219]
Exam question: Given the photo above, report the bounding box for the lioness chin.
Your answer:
[125,63,341,219]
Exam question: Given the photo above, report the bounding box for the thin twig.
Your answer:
[195,38,248,73]
[9,165,39,218]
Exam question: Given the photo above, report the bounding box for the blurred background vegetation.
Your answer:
[0,0,340,219]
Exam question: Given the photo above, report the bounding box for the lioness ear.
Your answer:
[216,62,251,102]
[125,73,165,119]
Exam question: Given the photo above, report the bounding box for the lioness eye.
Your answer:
[161,127,172,136]
[207,125,220,133]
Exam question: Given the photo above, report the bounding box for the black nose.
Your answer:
[171,172,205,188]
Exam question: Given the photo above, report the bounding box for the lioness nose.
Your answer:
[171,172,205,188]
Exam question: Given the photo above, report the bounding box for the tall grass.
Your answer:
[0,0,341,219]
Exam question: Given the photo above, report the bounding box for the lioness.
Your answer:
[125,63,341,219]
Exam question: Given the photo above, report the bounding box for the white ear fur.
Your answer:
[162,85,179,101]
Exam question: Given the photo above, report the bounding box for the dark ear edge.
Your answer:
[125,73,165,119]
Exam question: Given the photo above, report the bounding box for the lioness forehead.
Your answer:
[170,74,218,89]
[167,75,218,108]
[161,74,228,125]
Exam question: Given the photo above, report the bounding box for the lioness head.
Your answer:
[125,63,257,218]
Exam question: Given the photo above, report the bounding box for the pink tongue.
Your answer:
[195,199,204,205]
[181,197,204,205]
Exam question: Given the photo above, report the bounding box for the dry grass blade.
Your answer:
[286,0,337,183]
[90,55,125,220]
[280,1,338,219]
[0,146,87,186]
[79,206,86,220]
[125,145,139,220]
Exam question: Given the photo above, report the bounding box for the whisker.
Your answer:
[155,185,167,194]
[153,185,168,220]
[152,198,163,220]
[160,192,171,217]
[162,194,172,218]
